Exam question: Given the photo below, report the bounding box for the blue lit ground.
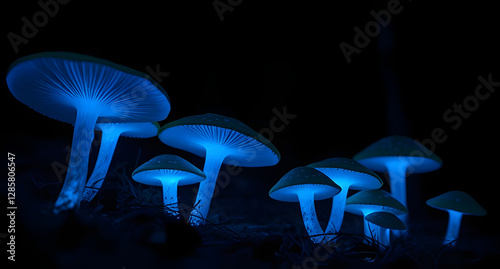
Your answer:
[11,135,499,269]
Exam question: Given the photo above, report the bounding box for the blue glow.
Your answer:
[7,53,171,212]
[189,145,227,226]
[133,169,197,215]
[443,210,463,246]
[53,108,99,213]
[271,184,332,243]
[159,123,279,226]
[82,122,158,203]
[296,187,325,243]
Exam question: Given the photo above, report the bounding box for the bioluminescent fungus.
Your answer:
[158,113,280,226]
[365,211,406,248]
[6,52,170,213]
[353,135,442,223]
[307,158,382,239]
[132,155,206,215]
[426,191,486,246]
[345,189,408,242]
[82,121,159,203]
[269,167,341,243]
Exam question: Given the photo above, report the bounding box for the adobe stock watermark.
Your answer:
[416,73,498,154]
[291,243,335,269]
[7,0,71,54]
[390,73,498,176]
[212,0,243,22]
[339,0,409,64]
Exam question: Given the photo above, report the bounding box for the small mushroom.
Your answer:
[269,167,341,243]
[6,52,170,213]
[426,191,487,246]
[345,189,408,242]
[365,212,406,248]
[307,158,382,238]
[82,122,159,203]
[132,155,206,216]
[159,113,280,226]
[353,135,442,223]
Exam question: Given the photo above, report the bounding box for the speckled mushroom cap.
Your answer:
[307,157,382,190]
[345,189,408,216]
[158,113,280,167]
[132,154,206,186]
[426,191,487,216]
[269,167,341,202]
[353,135,442,173]
[365,212,407,230]
[95,121,159,138]
[7,51,171,124]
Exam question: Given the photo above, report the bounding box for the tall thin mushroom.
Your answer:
[82,122,159,203]
[158,113,280,226]
[6,52,170,212]
[353,135,442,223]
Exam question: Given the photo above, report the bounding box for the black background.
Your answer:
[3,0,500,266]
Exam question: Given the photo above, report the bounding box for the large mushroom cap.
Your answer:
[426,191,487,216]
[95,121,159,138]
[345,189,408,216]
[353,135,442,173]
[132,154,206,186]
[158,113,280,167]
[7,51,171,124]
[365,212,407,230]
[269,167,341,202]
[307,157,382,190]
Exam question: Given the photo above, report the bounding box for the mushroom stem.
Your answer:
[324,187,349,240]
[54,109,99,213]
[297,190,324,243]
[161,178,181,215]
[364,218,379,243]
[189,150,227,226]
[386,161,409,226]
[82,130,121,203]
[444,210,463,246]
[377,227,390,247]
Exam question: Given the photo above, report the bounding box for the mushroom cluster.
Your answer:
[7,52,171,213]
[7,52,486,249]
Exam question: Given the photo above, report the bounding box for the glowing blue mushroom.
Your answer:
[307,158,382,240]
[82,121,159,203]
[426,191,486,246]
[269,167,341,243]
[132,155,206,215]
[353,135,442,223]
[158,113,280,226]
[6,52,170,213]
[345,189,408,243]
[365,212,407,248]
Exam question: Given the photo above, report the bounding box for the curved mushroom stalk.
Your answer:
[81,130,120,203]
[444,210,463,246]
[297,191,325,243]
[54,109,99,213]
[324,188,349,239]
[189,150,226,226]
